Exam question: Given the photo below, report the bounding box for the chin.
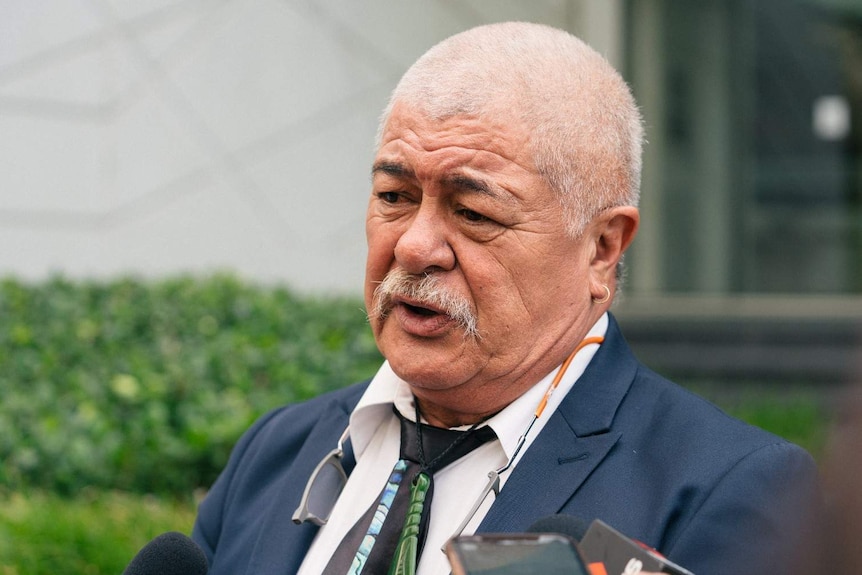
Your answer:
[387,353,449,386]
[385,347,471,390]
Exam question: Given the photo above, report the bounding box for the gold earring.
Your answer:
[592,284,611,304]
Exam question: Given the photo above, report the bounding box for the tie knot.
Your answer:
[396,407,496,475]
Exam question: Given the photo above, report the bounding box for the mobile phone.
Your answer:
[445,533,590,575]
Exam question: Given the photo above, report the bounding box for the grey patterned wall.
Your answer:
[0,0,617,293]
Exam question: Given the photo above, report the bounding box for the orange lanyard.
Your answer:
[534,335,605,418]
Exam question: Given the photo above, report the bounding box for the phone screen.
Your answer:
[446,534,590,575]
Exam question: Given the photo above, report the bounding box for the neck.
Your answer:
[413,396,494,428]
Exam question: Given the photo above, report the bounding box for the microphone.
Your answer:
[445,515,694,575]
[122,531,209,575]
[579,519,693,575]
[528,515,694,575]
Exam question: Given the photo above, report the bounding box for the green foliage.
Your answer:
[724,394,829,457]
[0,273,830,500]
[684,382,830,457]
[0,489,196,575]
[0,275,382,496]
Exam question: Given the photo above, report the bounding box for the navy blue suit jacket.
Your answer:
[192,315,819,574]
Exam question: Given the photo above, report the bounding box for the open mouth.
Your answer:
[402,302,440,316]
[390,297,454,337]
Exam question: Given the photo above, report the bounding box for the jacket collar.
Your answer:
[561,313,639,437]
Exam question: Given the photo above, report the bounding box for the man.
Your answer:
[192,22,818,575]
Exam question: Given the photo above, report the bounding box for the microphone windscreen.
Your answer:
[122,531,208,575]
[527,514,589,543]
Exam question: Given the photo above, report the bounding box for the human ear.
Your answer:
[589,206,639,289]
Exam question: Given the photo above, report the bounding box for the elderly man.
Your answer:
[192,22,818,575]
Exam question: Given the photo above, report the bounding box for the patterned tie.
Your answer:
[323,406,496,575]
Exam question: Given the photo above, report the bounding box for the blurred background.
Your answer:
[1,0,861,573]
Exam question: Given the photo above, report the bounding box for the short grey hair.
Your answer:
[377,22,643,237]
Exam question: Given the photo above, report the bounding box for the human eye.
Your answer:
[376,191,402,204]
[452,200,509,241]
[372,190,416,219]
[456,207,495,225]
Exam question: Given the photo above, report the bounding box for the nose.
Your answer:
[393,205,455,274]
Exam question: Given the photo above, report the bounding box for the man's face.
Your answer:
[365,101,601,424]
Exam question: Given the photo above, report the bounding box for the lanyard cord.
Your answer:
[534,335,605,418]
[499,335,605,476]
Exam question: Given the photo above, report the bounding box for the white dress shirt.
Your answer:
[297,313,607,575]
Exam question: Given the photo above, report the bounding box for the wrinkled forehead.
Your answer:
[375,101,538,178]
[378,98,533,152]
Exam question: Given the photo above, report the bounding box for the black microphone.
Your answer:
[122,531,209,575]
[527,515,694,575]
[578,519,693,575]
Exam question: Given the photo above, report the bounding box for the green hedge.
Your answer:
[0,275,382,496]
[0,275,829,499]
[0,489,196,575]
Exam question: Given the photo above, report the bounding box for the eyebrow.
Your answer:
[371,161,413,179]
[372,161,506,201]
[443,173,496,197]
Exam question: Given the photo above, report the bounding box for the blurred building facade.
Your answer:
[620,0,862,384]
[2,0,860,382]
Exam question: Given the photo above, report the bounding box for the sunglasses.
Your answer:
[292,427,350,526]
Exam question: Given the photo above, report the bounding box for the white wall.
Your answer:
[0,0,619,294]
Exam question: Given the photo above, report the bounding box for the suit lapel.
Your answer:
[479,314,638,532]
[245,397,356,575]
[478,416,621,531]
